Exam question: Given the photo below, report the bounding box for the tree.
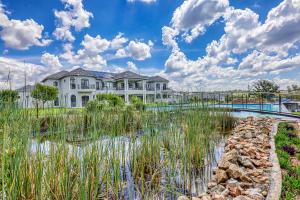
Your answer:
[31,83,58,117]
[251,80,279,98]
[0,90,18,108]
[251,80,279,93]
[0,90,18,102]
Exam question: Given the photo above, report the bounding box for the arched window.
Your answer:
[70,77,76,89]
[71,95,76,107]
[163,83,167,90]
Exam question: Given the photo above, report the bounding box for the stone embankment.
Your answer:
[179,117,280,200]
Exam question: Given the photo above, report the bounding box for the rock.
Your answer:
[216,169,228,184]
[262,191,267,196]
[192,197,202,200]
[208,181,217,189]
[240,174,253,183]
[200,195,212,200]
[218,149,238,169]
[210,185,226,194]
[233,196,252,200]
[226,164,243,179]
[238,156,255,169]
[178,196,189,200]
[211,194,225,200]
[227,185,242,197]
[245,188,264,200]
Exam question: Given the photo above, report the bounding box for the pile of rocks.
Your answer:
[179,117,276,200]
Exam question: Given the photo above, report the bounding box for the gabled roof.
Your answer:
[42,71,69,82]
[113,71,148,80]
[148,76,169,82]
[41,68,167,82]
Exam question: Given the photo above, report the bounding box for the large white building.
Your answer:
[17,68,174,108]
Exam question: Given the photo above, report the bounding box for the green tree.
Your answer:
[0,90,18,102]
[251,80,279,98]
[0,90,18,108]
[31,83,58,117]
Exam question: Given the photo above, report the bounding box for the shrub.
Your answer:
[86,99,109,112]
[282,145,296,156]
[130,96,145,111]
[96,93,125,107]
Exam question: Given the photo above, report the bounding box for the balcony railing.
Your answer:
[77,84,95,90]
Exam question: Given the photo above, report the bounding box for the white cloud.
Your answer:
[161,0,300,91]
[126,61,138,72]
[115,40,152,60]
[110,33,128,49]
[53,0,93,41]
[41,53,63,72]
[171,0,229,43]
[59,35,108,70]
[0,3,51,50]
[0,57,49,89]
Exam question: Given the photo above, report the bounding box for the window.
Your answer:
[53,81,58,87]
[81,79,89,89]
[96,82,100,90]
[71,95,76,107]
[54,98,59,106]
[163,83,167,90]
[156,93,161,99]
[156,83,160,90]
[163,94,167,99]
[70,77,76,89]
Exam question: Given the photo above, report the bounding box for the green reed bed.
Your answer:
[1,104,234,199]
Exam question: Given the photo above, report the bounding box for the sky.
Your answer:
[0,0,300,91]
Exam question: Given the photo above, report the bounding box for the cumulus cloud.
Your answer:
[114,40,152,60]
[162,0,300,91]
[0,3,51,50]
[110,33,128,49]
[171,0,229,43]
[41,53,63,72]
[53,0,93,41]
[0,57,49,89]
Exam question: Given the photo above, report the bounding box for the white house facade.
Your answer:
[17,68,174,108]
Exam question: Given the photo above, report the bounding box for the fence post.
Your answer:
[279,94,282,113]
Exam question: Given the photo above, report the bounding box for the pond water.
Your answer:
[29,130,226,199]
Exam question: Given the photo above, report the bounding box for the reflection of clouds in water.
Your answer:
[29,134,226,197]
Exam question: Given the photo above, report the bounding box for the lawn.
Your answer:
[275,122,300,200]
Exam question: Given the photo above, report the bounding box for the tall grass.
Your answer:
[0,102,234,199]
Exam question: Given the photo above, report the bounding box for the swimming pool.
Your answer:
[215,104,281,112]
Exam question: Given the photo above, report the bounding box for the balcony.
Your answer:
[77,84,95,92]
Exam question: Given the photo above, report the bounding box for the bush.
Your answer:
[86,99,109,112]
[130,96,145,111]
[96,93,125,107]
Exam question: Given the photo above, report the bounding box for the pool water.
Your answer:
[216,104,280,112]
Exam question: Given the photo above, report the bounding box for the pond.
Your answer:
[29,128,226,199]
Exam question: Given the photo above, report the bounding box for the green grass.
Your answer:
[275,122,300,200]
[292,112,300,116]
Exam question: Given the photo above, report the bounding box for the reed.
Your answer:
[0,102,234,199]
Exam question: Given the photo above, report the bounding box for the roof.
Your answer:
[113,71,148,80]
[42,68,166,82]
[148,76,169,82]
[16,85,35,92]
[42,71,69,82]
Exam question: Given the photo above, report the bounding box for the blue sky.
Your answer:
[0,0,300,90]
